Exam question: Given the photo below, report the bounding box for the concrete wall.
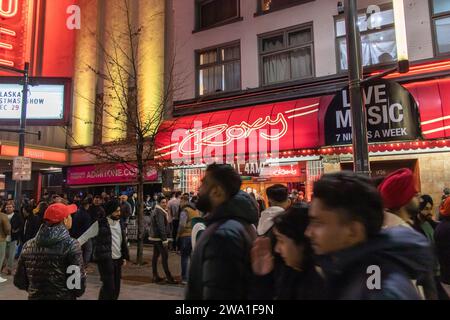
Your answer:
[173,0,435,101]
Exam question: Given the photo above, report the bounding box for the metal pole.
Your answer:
[345,0,370,175]
[14,62,30,209]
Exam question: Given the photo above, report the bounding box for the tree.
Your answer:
[66,0,182,265]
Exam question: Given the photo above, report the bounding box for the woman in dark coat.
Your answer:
[149,195,176,284]
[251,203,326,300]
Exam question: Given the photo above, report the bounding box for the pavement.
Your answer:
[0,243,186,300]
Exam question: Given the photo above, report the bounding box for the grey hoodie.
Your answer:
[257,206,285,236]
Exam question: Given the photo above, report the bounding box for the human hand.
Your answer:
[251,237,274,276]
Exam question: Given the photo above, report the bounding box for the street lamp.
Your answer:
[345,0,410,175]
[393,0,409,73]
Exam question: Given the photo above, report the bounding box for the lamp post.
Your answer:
[0,62,36,209]
[345,0,409,175]
[345,0,370,175]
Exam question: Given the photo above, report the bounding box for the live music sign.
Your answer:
[0,0,28,68]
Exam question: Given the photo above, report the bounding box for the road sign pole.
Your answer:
[14,62,30,209]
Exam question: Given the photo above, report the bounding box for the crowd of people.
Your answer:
[1,164,450,300]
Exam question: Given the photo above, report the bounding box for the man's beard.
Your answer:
[110,215,121,221]
[405,200,420,221]
[196,192,212,213]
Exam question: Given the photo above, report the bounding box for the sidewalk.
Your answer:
[0,243,186,300]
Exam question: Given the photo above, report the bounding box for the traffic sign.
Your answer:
[13,156,32,181]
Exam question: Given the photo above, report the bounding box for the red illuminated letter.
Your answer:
[0,0,18,18]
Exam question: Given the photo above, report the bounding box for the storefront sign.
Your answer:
[324,80,421,145]
[0,0,27,68]
[229,162,301,178]
[1,145,67,163]
[66,163,159,186]
[260,164,300,177]
[156,97,322,163]
[0,84,65,120]
[230,162,268,177]
[12,156,31,181]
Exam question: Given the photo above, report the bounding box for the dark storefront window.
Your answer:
[197,42,241,96]
[430,0,450,55]
[259,24,314,85]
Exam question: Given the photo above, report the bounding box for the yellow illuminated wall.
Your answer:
[71,0,166,146]
[101,0,131,143]
[137,0,166,135]
[71,0,98,146]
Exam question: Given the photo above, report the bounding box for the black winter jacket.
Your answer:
[251,264,326,300]
[9,211,24,242]
[93,217,129,261]
[14,223,86,300]
[435,217,450,284]
[70,208,92,239]
[88,205,105,222]
[23,202,48,243]
[186,191,258,300]
[149,205,170,242]
[318,227,434,300]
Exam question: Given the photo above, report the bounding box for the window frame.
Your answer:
[195,0,242,32]
[429,0,450,57]
[195,40,242,97]
[258,22,315,87]
[334,2,397,74]
[255,0,315,16]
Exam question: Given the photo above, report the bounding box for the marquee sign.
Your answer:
[0,83,65,120]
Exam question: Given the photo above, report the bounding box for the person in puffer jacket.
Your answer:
[186,164,258,300]
[14,203,86,300]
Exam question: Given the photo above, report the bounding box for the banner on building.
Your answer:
[324,80,421,145]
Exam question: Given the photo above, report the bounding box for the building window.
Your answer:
[258,0,314,14]
[259,24,314,85]
[430,0,450,55]
[196,0,240,30]
[197,43,241,96]
[335,4,396,71]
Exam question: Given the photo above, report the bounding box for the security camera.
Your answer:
[337,1,344,14]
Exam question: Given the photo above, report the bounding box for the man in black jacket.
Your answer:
[89,195,105,222]
[70,199,92,267]
[78,200,130,300]
[186,163,258,300]
[305,172,434,300]
[14,203,86,300]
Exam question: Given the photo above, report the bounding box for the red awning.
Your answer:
[155,97,324,164]
[156,77,450,165]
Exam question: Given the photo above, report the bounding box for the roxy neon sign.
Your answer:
[178,113,289,156]
[0,0,21,67]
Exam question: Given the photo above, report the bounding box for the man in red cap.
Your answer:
[378,168,420,228]
[14,203,86,300]
[378,168,438,300]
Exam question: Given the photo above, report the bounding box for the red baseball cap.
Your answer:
[44,203,78,224]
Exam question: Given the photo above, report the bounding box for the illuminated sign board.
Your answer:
[0,83,64,120]
[0,0,27,68]
[1,145,67,163]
